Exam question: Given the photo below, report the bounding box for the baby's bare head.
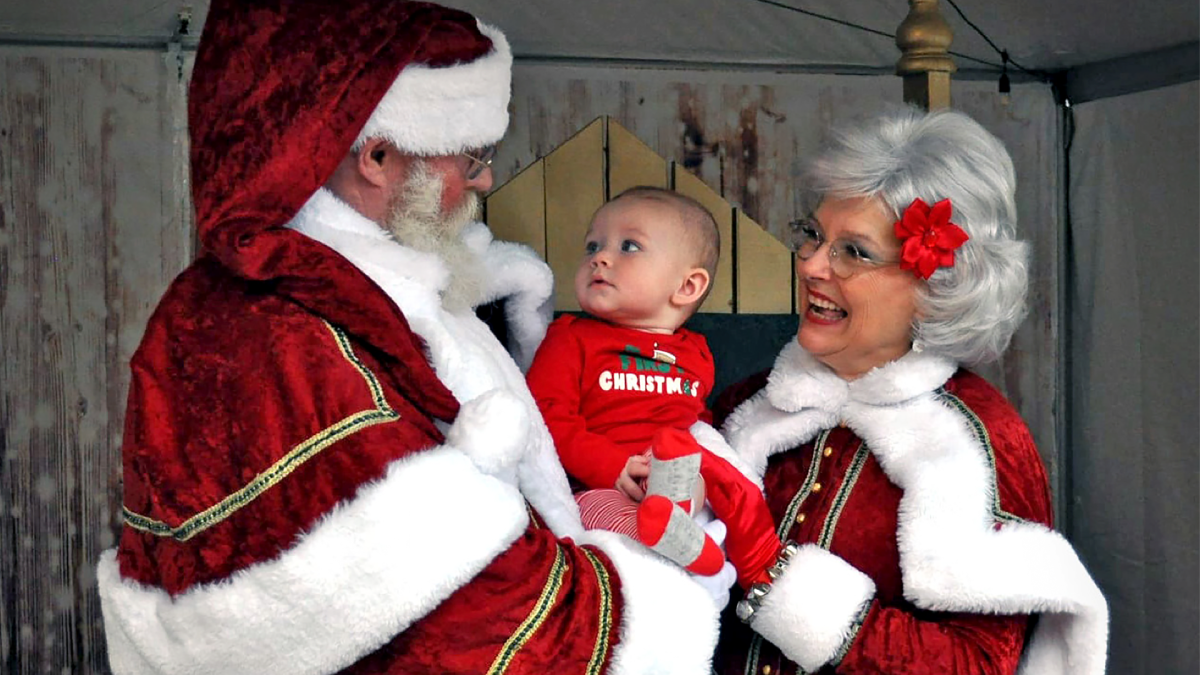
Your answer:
[608,186,720,281]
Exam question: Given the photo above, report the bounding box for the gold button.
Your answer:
[796,513,806,523]
[762,666,773,675]
[812,482,822,493]
[823,446,833,457]
[838,420,847,428]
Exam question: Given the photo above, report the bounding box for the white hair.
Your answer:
[385,160,485,311]
[798,106,1029,365]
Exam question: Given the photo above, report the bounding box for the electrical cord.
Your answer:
[751,0,1053,82]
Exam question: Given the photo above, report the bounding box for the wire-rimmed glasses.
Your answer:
[788,217,901,279]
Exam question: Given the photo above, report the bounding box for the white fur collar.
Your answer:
[724,340,1108,675]
[725,340,958,480]
[286,188,578,538]
[763,338,958,413]
[287,188,553,371]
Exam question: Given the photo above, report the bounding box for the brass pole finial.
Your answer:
[895,0,956,109]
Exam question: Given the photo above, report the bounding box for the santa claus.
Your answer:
[96,1,733,673]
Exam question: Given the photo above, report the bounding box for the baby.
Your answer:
[528,187,771,579]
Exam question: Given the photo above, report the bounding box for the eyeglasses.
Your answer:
[788,217,900,279]
[462,145,497,180]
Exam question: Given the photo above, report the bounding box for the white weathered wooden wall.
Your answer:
[0,48,1061,673]
[1,45,192,673]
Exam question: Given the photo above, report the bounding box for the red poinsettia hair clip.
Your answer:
[894,198,969,280]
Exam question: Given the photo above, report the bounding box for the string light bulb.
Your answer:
[998,50,1011,106]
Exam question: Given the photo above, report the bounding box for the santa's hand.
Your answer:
[446,389,530,477]
[690,558,737,611]
[683,508,736,609]
[693,506,727,547]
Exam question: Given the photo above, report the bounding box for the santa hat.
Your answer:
[352,20,512,156]
[188,0,512,278]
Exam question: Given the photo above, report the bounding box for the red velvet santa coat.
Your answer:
[96,194,725,675]
[95,2,720,673]
[711,340,1108,675]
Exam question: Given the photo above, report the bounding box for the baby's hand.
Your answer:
[615,455,651,501]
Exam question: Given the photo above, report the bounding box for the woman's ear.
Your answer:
[672,267,711,307]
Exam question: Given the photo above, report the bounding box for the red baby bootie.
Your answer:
[646,428,704,513]
[637,494,725,575]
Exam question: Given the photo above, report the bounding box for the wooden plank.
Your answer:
[673,166,734,314]
[3,52,106,674]
[0,51,13,673]
[485,160,546,259]
[735,210,795,314]
[0,46,193,674]
[544,117,605,311]
[663,83,725,206]
[607,118,668,195]
[103,48,195,672]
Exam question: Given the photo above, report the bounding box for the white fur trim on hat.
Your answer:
[354,21,512,156]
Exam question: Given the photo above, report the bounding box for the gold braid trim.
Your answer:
[123,322,399,541]
[816,441,870,550]
[937,390,1027,524]
[581,548,615,675]
[487,544,568,674]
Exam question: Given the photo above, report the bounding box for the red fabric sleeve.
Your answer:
[526,317,632,490]
[837,603,1030,674]
[115,268,454,594]
[693,334,716,425]
[712,369,771,429]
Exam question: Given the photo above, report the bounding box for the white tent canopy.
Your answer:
[0,2,1195,674]
[2,0,1197,98]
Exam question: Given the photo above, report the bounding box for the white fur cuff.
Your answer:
[575,530,720,675]
[750,544,876,672]
[98,447,529,675]
[447,388,530,479]
[689,421,762,490]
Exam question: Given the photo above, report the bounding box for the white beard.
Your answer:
[384,162,486,312]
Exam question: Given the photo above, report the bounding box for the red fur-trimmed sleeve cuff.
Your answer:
[748,544,876,671]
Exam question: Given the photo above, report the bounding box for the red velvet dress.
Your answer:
[707,340,1107,675]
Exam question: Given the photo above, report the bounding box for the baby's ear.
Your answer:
[672,267,711,307]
